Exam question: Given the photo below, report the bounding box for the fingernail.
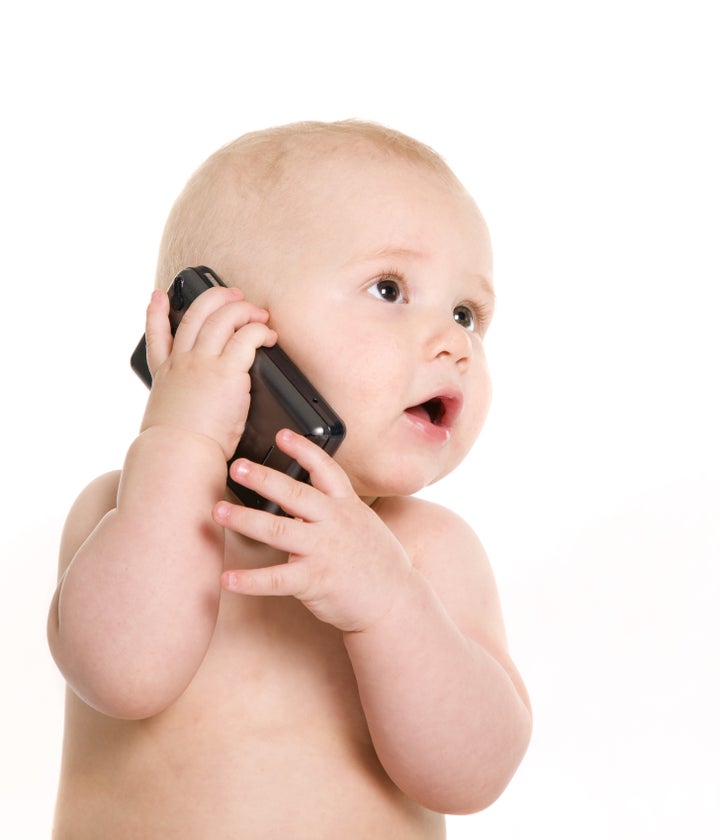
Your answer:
[232,459,250,477]
[214,501,230,520]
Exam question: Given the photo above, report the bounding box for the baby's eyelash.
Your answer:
[462,300,493,335]
[367,269,493,334]
[378,268,407,289]
[367,269,409,302]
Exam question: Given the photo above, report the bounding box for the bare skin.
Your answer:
[51,474,449,838]
[48,142,531,838]
[51,466,526,838]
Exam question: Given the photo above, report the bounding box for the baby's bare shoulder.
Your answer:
[58,471,121,578]
[373,495,486,567]
[374,495,511,656]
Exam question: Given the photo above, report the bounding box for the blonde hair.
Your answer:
[155,119,460,289]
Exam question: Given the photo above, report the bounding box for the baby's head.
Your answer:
[157,121,495,498]
[156,121,469,294]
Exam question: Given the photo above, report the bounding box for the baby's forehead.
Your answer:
[271,150,473,231]
[234,140,484,242]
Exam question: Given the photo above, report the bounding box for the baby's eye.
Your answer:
[368,275,407,304]
[453,304,476,331]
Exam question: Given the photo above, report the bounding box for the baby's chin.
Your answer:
[335,438,470,500]
[347,467,456,503]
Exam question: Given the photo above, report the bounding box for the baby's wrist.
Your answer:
[135,424,229,468]
[340,557,417,639]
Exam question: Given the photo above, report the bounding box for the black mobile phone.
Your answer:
[130,266,345,515]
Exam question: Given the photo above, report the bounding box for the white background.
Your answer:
[2,2,718,837]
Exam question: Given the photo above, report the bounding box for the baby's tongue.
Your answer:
[405,404,432,423]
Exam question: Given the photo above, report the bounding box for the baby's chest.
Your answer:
[185,589,367,735]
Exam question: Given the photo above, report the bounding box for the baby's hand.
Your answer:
[141,287,277,459]
[214,430,413,632]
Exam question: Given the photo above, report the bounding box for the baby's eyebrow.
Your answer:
[347,246,423,265]
[474,275,496,301]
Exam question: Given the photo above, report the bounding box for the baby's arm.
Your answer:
[47,287,276,719]
[217,431,531,814]
[344,496,531,814]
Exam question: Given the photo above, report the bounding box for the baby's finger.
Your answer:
[227,456,324,522]
[145,290,172,377]
[213,500,310,554]
[192,300,272,357]
[171,286,244,353]
[273,429,353,499]
[221,561,311,599]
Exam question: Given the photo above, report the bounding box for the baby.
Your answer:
[48,120,531,838]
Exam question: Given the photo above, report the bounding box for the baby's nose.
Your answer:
[425,318,472,364]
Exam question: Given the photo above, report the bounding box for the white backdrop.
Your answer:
[2,2,718,837]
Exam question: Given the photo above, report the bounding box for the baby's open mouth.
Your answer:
[405,393,462,428]
[417,398,446,425]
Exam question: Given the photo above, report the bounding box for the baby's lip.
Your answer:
[404,389,464,429]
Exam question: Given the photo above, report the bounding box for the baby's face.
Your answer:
[247,153,494,500]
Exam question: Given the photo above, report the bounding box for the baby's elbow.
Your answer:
[441,768,520,815]
[417,766,521,816]
[458,717,532,814]
[422,713,532,815]
[64,666,182,721]
[414,772,514,816]
[48,627,183,721]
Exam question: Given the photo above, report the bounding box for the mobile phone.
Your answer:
[130,266,345,515]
